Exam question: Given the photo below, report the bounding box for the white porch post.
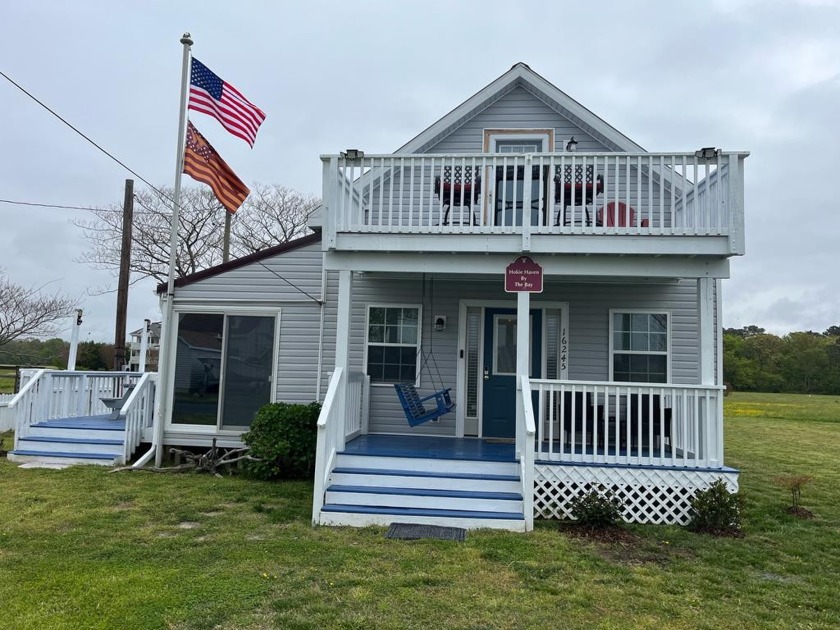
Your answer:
[698,277,720,467]
[334,269,353,449]
[515,291,530,459]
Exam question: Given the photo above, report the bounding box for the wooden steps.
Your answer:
[319,451,526,531]
[8,416,126,467]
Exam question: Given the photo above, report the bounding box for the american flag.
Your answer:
[183,121,249,214]
[188,58,266,147]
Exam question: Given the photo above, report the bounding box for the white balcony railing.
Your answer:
[322,151,746,248]
[530,379,724,469]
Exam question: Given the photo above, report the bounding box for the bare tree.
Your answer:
[74,187,225,284]
[231,184,319,256]
[74,184,319,284]
[0,270,77,347]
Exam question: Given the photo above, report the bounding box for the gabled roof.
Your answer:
[395,62,646,155]
[308,63,646,229]
[156,231,322,294]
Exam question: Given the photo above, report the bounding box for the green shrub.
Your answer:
[568,488,623,529]
[242,402,321,480]
[687,479,743,536]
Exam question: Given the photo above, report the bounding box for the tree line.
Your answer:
[723,325,840,394]
[0,338,114,371]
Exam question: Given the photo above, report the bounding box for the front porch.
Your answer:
[313,367,738,530]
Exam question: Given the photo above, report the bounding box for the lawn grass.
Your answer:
[0,392,838,629]
[0,368,15,394]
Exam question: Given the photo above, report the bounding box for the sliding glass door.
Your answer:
[171,311,277,430]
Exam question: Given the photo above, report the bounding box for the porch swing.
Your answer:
[393,276,455,427]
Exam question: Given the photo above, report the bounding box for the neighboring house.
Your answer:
[11,64,747,532]
[128,321,161,372]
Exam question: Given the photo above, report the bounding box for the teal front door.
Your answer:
[482,308,542,438]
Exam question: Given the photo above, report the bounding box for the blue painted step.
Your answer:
[9,450,116,460]
[32,419,125,431]
[321,504,524,520]
[21,436,123,446]
[327,484,522,501]
[331,467,520,482]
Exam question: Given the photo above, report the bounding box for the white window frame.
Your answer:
[483,128,554,153]
[608,309,671,383]
[167,304,282,433]
[364,303,423,387]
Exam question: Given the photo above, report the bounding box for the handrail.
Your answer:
[6,368,46,409]
[520,375,535,531]
[312,367,345,524]
[121,372,157,464]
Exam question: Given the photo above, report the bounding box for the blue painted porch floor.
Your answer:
[343,435,516,461]
[343,434,678,462]
[32,415,126,431]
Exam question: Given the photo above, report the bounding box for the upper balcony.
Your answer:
[319,151,746,258]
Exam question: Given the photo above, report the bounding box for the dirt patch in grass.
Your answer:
[558,523,639,544]
[559,523,694,566]
[178,521,201,529]
[785,506,815,519]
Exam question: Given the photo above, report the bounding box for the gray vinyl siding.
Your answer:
[360,86,673,229]
[428,86,609,154]
[173,241,325,405]
[340,275,701,435]
[175,242,323,302]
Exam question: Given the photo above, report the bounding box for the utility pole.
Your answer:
[222,211,231,263]
[113,178,134,370]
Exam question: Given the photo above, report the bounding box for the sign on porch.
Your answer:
[505,256,543,293]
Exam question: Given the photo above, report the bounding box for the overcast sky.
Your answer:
[1,0,839,342]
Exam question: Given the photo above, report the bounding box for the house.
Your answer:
[9,63,746,532]
[128,321,161,372]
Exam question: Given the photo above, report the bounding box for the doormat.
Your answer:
[386,523,466,541]
[483,437,515,444]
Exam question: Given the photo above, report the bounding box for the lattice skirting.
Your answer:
[534,463,740,525]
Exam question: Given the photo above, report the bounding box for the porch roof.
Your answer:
[156,231,322,294]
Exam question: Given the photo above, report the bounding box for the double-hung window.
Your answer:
[366,306,421,383]
[610,311,669,383]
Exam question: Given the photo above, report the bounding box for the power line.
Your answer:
[0,68,176,206]
[1,68,325,306]
[0,198,152,214]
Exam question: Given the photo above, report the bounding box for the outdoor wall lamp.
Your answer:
[434,316,447,332]
[565,137,577,152]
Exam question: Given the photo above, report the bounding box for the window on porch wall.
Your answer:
[611,312,669,383]
[366,306,421,383]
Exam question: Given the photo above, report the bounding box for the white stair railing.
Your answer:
[519,375,536,531]
[312,368,346,524]
[7,368,47,443]
[120,372,158,464]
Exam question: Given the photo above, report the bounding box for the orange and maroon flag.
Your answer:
[183,121,249,214]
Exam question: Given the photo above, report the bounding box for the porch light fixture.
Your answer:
[565,137,577,152]
[341,149,365,160]
[434,316,447,332]
[694,147,720,160]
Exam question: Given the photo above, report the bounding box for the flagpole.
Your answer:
[154,32,193,468]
